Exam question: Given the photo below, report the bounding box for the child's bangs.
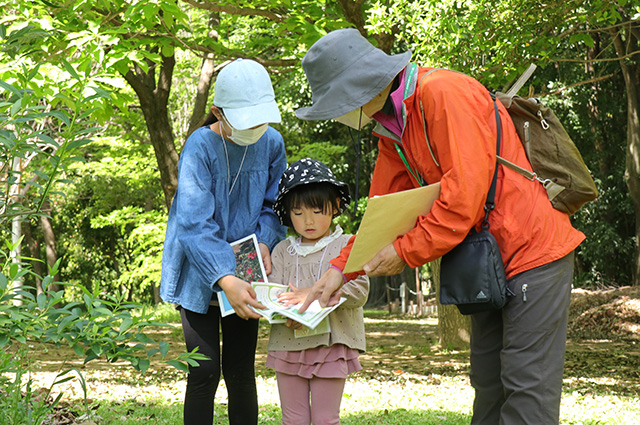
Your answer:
[287,183,339,215]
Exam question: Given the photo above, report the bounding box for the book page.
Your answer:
[343,183,441,273]
[252,281,346,329]
[250,282,288,323]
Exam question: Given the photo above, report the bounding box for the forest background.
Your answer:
[0,0,639,423]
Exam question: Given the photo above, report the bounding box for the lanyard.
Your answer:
[401,63,418,128]
[395,63,426,187]
[394,143,425,187]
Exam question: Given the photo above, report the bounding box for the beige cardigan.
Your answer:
[266,234,369,352]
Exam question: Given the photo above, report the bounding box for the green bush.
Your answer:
[0,247,206,424]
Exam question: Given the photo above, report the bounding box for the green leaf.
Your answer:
[161,43,174,57]
[159,341,169,358]
[0,80,20,96]
[9,263,19,279]
[62,59,81,81]
[137,358,150,373]
[10,99,22,116]
[120,317,133,333]
[36,293,47,310]
[33,132,59,147]
[47,110,70,127]
[166,360,189,372]
[34,170,50,180]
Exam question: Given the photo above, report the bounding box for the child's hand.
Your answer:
[285,318,303,330]
[259,242,272,275]
[218,275,265,320]
[277,284,311,306]
[298,267,344,313]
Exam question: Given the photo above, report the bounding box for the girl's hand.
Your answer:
[218,275,265,320]
[298,267,344,313]
[277,284,311,306]
[259,242,272,275]
[285,318,303,330]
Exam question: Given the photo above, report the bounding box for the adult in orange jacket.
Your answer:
[295,28,585,425]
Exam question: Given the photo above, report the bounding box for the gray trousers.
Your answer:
[469,252,574,425]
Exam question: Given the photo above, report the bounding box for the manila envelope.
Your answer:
[343,182,441,273]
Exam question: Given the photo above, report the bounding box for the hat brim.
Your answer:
[295,50,411,121]
[224,100,282,130]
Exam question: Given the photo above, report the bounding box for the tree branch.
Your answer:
[550,49,640,64]
[181,0,285,22]
[537,72,619,97]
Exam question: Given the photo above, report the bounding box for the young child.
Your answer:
[160,58,287,425]
[267,158,369,425]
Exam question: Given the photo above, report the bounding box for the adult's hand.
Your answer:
[218,275,265,320]
[259,242,272,275]
[298,267,344,313]
[363,243,407,277]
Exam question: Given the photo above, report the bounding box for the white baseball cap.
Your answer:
[213,58,282,130]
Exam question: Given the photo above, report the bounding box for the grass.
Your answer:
[19,306,640,424]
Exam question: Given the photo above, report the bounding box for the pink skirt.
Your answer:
[266,344,361,379]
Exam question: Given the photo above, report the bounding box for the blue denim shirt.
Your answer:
[160,125,287,314]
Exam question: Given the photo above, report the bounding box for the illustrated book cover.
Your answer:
[217,233,269,317]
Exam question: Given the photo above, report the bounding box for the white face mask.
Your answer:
[333,107,371,130]
[221,115,268,146]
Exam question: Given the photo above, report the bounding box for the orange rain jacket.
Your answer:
[332,66,585,280]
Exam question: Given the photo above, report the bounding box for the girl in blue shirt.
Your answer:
[160,58,287,425]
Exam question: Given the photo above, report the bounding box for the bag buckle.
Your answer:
[482,203,494,230]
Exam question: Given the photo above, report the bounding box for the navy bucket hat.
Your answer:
[295,28,411,121]
[274,158,351,227]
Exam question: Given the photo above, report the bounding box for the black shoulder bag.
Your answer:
[439,98,510,315]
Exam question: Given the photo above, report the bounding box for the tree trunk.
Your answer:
[610,22,640,286]
[585,33,615,179]
[22,220,44,295]
[338,0,396,54]
[433,258,471,349]
[365,275,387,307]
[10,157,23,304]
[40,201,61,293]
[186,13,220,138]
[122,52,179,210]
[186,54,216,138]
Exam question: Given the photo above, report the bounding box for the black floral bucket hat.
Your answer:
[274,158,351,227]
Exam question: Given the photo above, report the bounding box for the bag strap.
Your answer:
[505,64,537,97]
[483,97,502,230]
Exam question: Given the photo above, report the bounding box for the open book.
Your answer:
[251,281,346,330]
[218,234,269,317]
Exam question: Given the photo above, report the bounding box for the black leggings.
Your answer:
[180,305,259,425]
